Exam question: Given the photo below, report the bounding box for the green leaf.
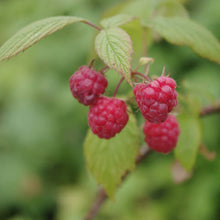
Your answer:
[151,16,220,64]
[95,27,133,86]
[120,0,156,26]
[122,19,149,67]
[83,112,139,198]
[0,16,86,62]
[102,0,188,28]
[100,14,136,28]
[174,113,202,171]
[156,0,189,18]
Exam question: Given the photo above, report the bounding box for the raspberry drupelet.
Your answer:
[143,114,180,153]
[133,76,177,123]
[88,96,129,139]
[69,66,108,106]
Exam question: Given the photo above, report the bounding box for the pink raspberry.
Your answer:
[143,115,180,153]
[133,76,177,123]
[69,66,108,106]
[88,97,129,139]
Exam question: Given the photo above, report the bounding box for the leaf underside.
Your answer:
[0,16,86,62]
[151,16,220,64]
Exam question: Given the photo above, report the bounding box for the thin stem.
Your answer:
[82,21,102,31]
[132,71,151,82]
[84,188,107,220]
[144,64,150,76]
[113,77,124,97]
[89,59,95,68]
[161,66,166,76]
[84,146,152,220]
[200,100,220,117]
[99,66,109,74]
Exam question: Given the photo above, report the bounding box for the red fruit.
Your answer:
[88,97,129,139]
[133,76,177,123]
[69,66,108,106]
[143,115,180,153]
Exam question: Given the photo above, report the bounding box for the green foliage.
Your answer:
[151,16,220,64]
[175,113,202,171]
[95,27,133,86]
[102,0,188,27]
[0,0,220,219]
[0,16,86,62]
[100,14,136,28]
[156,0,189,18]
[83,112,139,198]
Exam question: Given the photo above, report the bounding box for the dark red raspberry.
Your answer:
[133,76,177,123]
[69,66,108,106]
[143,115,180,153]
[88,97,129,139]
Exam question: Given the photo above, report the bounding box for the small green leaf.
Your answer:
[95,27,133,86]
[0,16,86,62]
[83,112,139,198]
[151,16,220,64]
[139,57,154,66]
[174,113,202,171]
[100,14,136,28]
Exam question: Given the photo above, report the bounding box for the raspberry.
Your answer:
[88,97,129,139]
[69,66,108,106]
[143,115,180,153]
[133,76,177,123]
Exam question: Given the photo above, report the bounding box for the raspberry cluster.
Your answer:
[133,76,177,123]
[69,65,129,139]
[69,64,180,152]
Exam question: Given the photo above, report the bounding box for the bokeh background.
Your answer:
[0,0,220,219]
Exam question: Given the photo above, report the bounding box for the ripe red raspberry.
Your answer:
[88,97,129,139]
[69,66,108,106]
[143,115,180,153]
[133,76,177,123]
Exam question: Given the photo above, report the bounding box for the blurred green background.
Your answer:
[0,0,220,219]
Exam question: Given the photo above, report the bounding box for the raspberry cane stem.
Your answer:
[113,77,124,97]
[132,71,151,82]
[99,66,109,74]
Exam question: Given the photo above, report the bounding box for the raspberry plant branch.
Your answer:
[84,188,107,220]
[199,100,220,117]
[84,146,152,220]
